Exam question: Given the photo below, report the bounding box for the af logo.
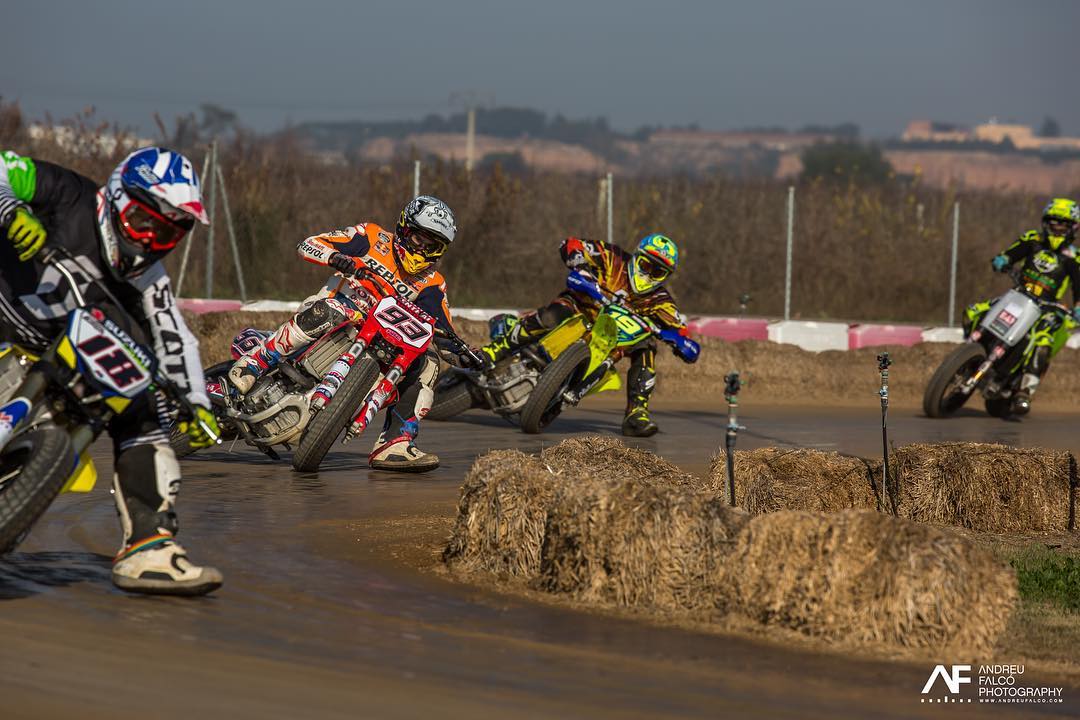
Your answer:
[1033,251,1060,274]
[922,665,971,695]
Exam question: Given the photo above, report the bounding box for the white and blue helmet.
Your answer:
[99,147,208,277]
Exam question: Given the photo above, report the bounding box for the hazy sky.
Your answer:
[3,0,1078,138]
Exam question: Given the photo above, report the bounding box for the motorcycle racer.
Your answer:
[0,147,222,595]
[228,195,462,471]
[968,198,1080,413]
[482,233,700,436]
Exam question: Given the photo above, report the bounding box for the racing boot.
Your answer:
[622,403,658,437]
[481,313,546,364]
[227,316,318,395]
[112,535,224,596]
[622,348,658,436]
[110,444,223,596]
[1012,373,1040,416]
[369,430,440,472]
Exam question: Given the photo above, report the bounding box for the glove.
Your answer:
[991,255,1009,273]
[458,347,486,370]
[566,270,606,303]
[328,252,356,274]
[659,328,700,363]
[178,405,221,449]
[7,207,46,261]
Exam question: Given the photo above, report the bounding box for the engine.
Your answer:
[242,377,305,443]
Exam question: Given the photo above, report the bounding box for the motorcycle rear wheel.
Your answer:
[292,355,381,472]
[427,377,479,421]
[984,396,1013,418]
[519,341,592,434]
[0,428,73,554]
[923,343,987,418]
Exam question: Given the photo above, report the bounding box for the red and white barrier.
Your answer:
[178,299,989,352]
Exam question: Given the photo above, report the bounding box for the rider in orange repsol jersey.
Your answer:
[228,196,459,471]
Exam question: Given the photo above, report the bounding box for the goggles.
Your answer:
[117,196,193,252]
[401,226,449,259]
[1046,218,1075,235]
[636,254,672,282]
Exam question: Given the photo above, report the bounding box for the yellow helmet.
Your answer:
[1042,198,1079,250]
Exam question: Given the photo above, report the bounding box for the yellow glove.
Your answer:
[7,207,46,261]
[178,405,221,449]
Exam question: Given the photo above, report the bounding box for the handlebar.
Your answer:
[1005,266,1073,315]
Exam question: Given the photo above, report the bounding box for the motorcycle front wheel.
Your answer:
[519,341,592,434]
[0,428,73,554]
[292,355,381,472]
[923,343,987,418]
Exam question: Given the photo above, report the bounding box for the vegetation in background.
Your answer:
[1,100,1074,324]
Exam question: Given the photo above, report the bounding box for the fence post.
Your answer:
[948,201,960,327]
[606,172,613,245]
[176,145,212,296]
[784,186,795,321]
[204,141,218,299]
[216,162,247,303]
[413,160,421,197]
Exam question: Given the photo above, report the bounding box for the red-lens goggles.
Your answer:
[637,254,672,281]
[117,197,192,252]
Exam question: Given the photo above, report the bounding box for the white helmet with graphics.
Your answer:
[394,195,456,275]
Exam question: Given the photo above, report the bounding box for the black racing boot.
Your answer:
[622,404,658,437]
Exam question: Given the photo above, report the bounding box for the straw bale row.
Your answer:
[445,436,1018,654]
[710,443,1077,531]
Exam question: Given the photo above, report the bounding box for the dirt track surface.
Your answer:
[3,398,1080,719]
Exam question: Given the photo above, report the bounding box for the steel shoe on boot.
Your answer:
[112,535,223,596]
[369,434,440,472]
[622,407,658,437]
[1011,389,1033,416]
[227,355,264,395]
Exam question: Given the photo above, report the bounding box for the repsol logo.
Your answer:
[362,256,415,298]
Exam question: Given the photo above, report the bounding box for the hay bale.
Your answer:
[890,443,1075,532]
[540,435,703,489]
[538,476,747,612]
[442,449,562,578]
[710,448,879,514]
[723,509,1016,654]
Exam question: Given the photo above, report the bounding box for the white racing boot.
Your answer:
[369,432,440,473]
[112,535,223,596]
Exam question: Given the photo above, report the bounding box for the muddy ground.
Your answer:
[2,401,1079,718]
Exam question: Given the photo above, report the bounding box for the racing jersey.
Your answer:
[1001,229,1080,304]
[297,222,455,332]
[560,236,688,334]
[0,151,208,406]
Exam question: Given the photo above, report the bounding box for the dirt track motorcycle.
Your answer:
[0,249,216,553]
[184,265,478,472]
[923,268,1075,418]
[518,300,658,433]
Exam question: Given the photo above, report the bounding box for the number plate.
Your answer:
[371,297,433,349]
[67,309,154,397]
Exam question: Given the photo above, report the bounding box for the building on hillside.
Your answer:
[901,120,971,143]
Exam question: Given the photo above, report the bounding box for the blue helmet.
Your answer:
[99,147,208,277]
[628,233,679,294]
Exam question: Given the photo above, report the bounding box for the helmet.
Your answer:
[395,195,456,275]
[100,147,208,278]
[628,234,679,295]
[1041,198,1079,251]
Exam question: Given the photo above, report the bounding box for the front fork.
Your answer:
[344,365,403,443]
[310,339,368,412]
[960,343,1005,396]
[563,357,615,405]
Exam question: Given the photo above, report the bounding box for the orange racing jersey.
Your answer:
[297,222,455,332]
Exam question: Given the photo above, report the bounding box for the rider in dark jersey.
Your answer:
[0,147,222,595]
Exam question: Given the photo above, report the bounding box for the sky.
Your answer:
[3,0,1078,138]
